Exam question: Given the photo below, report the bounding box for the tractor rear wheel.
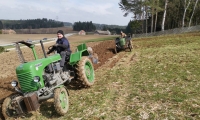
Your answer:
[54,87,69,116]
[2,97,14,119]
[76,56,95,87]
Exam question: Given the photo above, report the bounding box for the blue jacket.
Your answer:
[56,37,71,53]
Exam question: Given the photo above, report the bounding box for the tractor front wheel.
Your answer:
[76,56,95,87]
[54,87,69,116]
[2,97,14,119]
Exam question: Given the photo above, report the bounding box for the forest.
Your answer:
[73,21,96,32]
[119,0,200,34]
[0,18,64,29]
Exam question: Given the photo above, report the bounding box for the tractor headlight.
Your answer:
[33,76,40,82]
[11,80,18,87]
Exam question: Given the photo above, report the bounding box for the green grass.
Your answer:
[20,32,200,119]
[3,45,15,49]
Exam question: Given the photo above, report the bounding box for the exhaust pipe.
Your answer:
[40,40,47,58]
[15,43,25,63]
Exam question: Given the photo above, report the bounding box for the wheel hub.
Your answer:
[85,66,91,78]
[59,92,67,109]
[83,60,94,83]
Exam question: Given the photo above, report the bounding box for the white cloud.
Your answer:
[77,3,113,15]
[0,0,132,25]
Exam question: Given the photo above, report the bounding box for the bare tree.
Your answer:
[151,0,155,33]
[182,0,191,27]
[189,0,199,27]
[154,9,158,32]
[162,0,168,31]
[145,5,148,33]
[154,0,162,32]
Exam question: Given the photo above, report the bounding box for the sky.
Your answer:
[0,0,132,26]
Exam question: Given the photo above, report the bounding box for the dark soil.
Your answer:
[91,40,116,70]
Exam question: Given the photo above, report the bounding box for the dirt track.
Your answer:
[0,40,122,119]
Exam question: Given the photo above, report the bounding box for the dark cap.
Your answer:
[57,30,64,36]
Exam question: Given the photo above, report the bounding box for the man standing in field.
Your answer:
[47,30,71,68]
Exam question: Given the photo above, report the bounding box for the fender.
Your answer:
[69,43,89,65]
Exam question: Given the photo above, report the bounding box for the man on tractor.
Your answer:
[121,31,127,38]
[47,30,71,78]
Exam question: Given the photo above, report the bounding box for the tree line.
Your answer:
[73,21,96,32]
[94,23,126,30]
[73,22,126,34]
[102,25,125,34]
[73,21,127,33]
[0,21,3,29]
[119,0,200,34]
[0,18,64,29]
[0,18,126,34]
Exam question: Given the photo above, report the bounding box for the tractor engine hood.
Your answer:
[16,54,61,92]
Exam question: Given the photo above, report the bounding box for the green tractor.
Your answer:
[2,40,95,119]
[115,35,133,53]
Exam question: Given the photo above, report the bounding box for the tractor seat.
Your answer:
[65,51,71,62]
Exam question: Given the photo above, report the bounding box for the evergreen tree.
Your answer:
[73,21,96,32]
[119,0,200,32]
[0,21,3,29]
[126,20,142,34]
[2,18,64,29]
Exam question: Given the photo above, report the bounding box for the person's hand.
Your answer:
[53,44,58,47]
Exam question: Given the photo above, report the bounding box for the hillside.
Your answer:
[0,19,64,29]
[94,23,126,30]
[63,22,73,27]
[64,22,126,30]
[0,19,126,31]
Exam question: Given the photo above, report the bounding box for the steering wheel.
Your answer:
[48,45,55,50]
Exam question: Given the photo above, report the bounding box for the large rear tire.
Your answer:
[2,97,14,119]
[54,87,69,116]
[76,56,95,87]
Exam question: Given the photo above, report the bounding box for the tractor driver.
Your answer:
[121,31,127,38]
[47,30,71,68]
